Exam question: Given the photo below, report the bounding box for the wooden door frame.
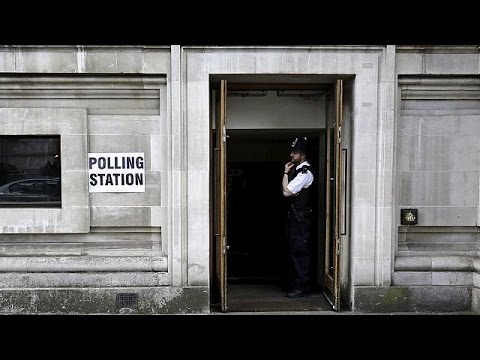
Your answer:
[323,79,343,310]
[209,79,347,312]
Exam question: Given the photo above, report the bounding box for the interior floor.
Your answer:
[226,283,331,312]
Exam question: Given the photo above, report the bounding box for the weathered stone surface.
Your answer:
[354,286,472,313]
[396,53,423,74]
[431,272,473,286]
[425,54,478,74]
[90,171,161,207]
[0,287,209,314]
[472,287,480,313]
[0,108,88,234]
[392,272,432,285]
[0,256,167,272]
[89,115,163,135]
[395,256,475,271]
[397,78,480,229]
[0,272,169,288]
[0,230,162,256]
[473,258,480,312]
[91,206,151,227]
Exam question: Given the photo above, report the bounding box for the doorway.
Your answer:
[210,78,350,312]
[226,130,329,311]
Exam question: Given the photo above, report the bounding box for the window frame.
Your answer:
[0,135,62,208]
[0,108,89,233]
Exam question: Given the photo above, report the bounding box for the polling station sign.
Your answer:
[88,153,145,192]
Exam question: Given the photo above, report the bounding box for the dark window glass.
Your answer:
[0,136,61,207]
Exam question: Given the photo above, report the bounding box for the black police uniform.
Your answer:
[286,164,314,296]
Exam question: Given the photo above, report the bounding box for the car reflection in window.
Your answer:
[0,177,61,207]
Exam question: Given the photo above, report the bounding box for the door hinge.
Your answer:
[337,126,342,144]
[336,240,340,255]
[223,239,228,254]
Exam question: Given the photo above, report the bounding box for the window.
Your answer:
[0,136,61,207]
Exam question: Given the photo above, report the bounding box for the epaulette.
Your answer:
[301,165,311,174]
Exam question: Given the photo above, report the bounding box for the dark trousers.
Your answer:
[286,209,312,290]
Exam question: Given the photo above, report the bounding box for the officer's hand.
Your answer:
[284,162,294,173]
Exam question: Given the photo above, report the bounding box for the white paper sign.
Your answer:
[88,152,145,193]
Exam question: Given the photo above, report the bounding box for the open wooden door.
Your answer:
[324,79,343,310]
[214,80,228,311]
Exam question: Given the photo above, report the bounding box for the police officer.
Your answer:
[281,136,314,298]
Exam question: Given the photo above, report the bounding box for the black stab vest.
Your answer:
[287,164,313,210]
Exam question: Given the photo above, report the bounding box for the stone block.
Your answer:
[186,82,209,134]
[89,115,162,135]
[352,258,375,286]
[392,271,432,285]
[399,171,478,206]
[62,135,88,170]
[0,50,15,72]
[89,171,161,207]
[407,206,477,227]
[187,170,209,206]
[395,256,431,271]
[396,53,424,74]
[187,256,209,286]
[472,287,480,313]
[150,135,169,171]
[186,51,207,81]
[187,206,209,257]
[473,272,480,288]
[15,48,77,73]
[425,54,478,74]
[353,285,471,313]
[431,256,474,271]
[431,272,473,286]
[62,171,89,207]
[351,134,377,171]
[396,135,478,171]
[84,48,146,73]
[150,206,167,228]
[89,134,151,154]
[143,48,171,74]
[351,206,377,257]
[91,206,151,227]
[351,171,376,206]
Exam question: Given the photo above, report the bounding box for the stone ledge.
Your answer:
[393,271,474,286]
[0,286,209,314]
[0,272,169,288]
[398,226,480,233]
[0,256,167,272]
[396,46,480,54]
[395,256,474,271]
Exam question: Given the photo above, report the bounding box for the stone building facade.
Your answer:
[0,45,478,313]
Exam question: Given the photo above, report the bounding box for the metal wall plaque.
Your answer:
[401,208,418,225]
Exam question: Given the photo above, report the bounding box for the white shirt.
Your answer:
[287,161,314,195]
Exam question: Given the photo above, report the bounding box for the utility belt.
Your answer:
[288,206,313,222]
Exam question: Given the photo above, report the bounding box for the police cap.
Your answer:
[291,136,308,154]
